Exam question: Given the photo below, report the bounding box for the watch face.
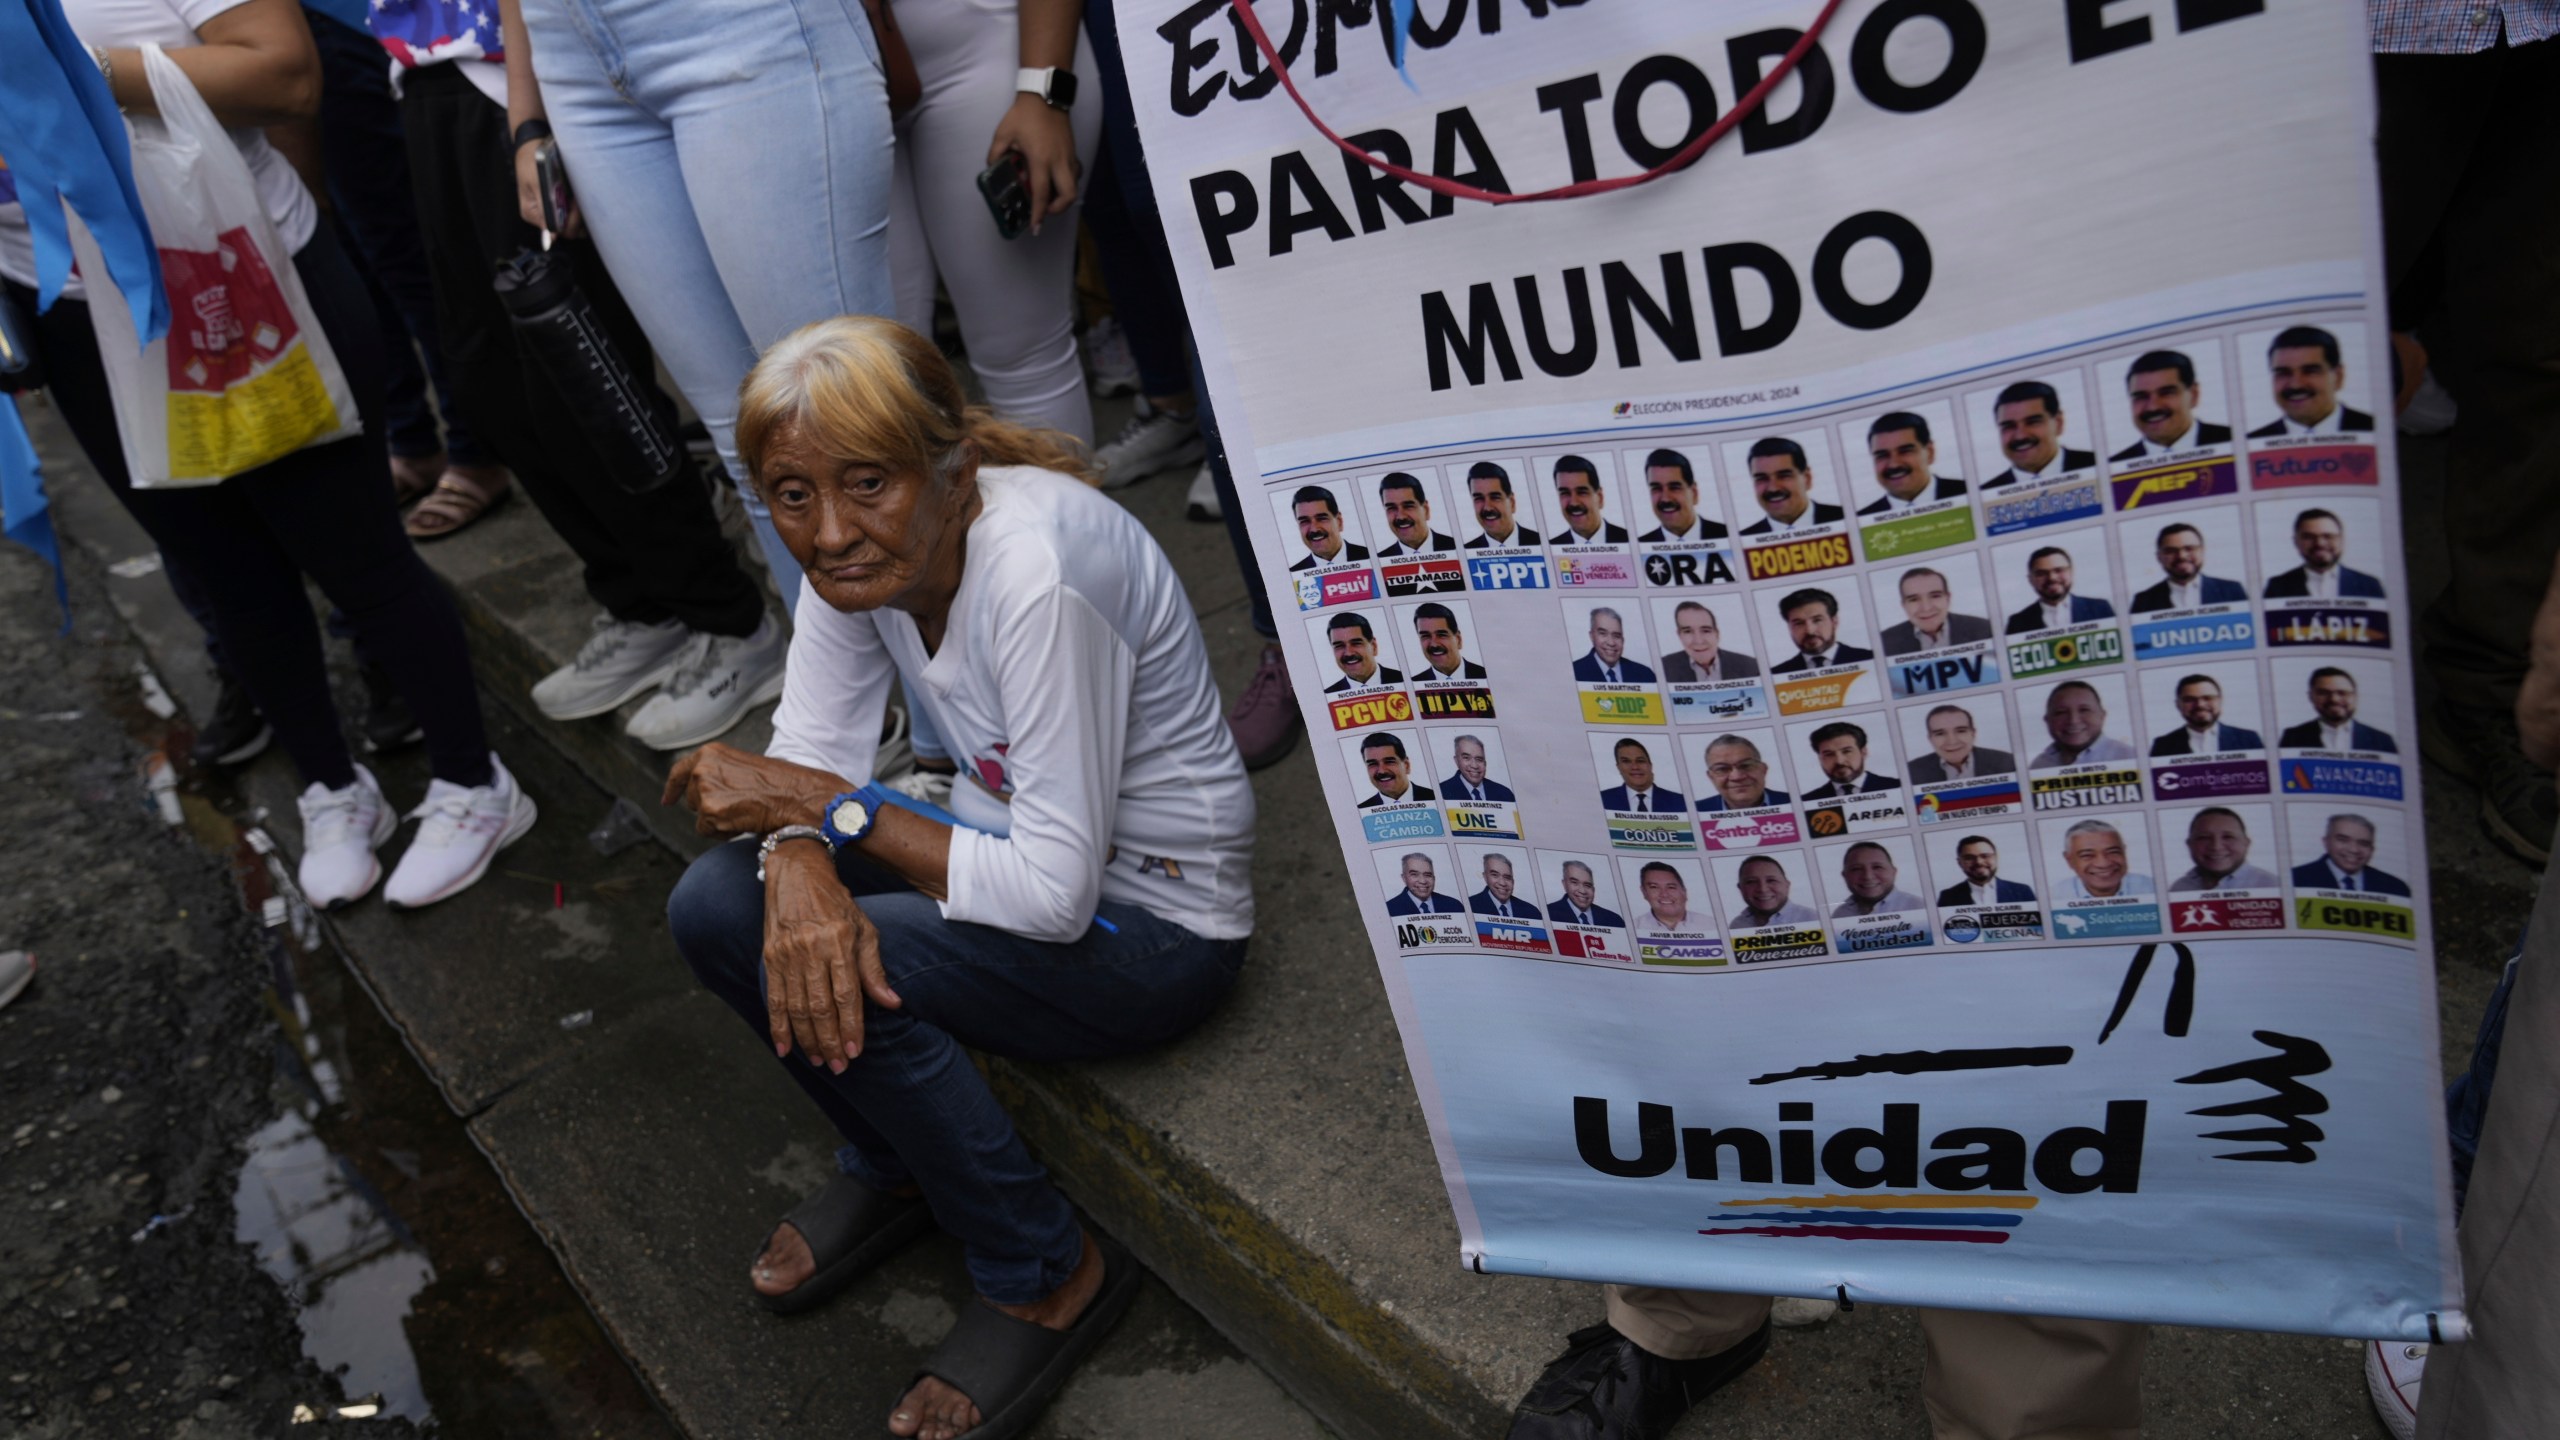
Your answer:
[830,799,869,838]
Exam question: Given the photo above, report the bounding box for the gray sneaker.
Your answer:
[1098,396,1205,489]
[624,616,790,750]
[532,614,689,720]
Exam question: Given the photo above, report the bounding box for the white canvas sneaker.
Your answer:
[531,614,690,720]
[297,765,395,909]
[1184,464,1221,522]
[1097,396,1205,489]
[383,754,538,910]
[2365,1338,2424,1440]
[623,616,790,751]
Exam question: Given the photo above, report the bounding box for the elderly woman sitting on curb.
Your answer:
[662,317,1257,1440]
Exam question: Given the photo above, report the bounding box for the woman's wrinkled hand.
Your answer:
[661,742,840,837]
[988,94,1077,234]
[761,839,902,1070]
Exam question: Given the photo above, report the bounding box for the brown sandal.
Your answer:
[388,451,445,507]
[404,464,511,541]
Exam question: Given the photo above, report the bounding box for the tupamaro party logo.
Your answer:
[1569,943,2332,1244]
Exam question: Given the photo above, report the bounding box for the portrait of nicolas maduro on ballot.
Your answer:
[1121,0,2457,1341]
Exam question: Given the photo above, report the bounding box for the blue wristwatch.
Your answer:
[821,784,895,848]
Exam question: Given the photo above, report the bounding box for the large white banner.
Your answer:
[1119,0,2463,1340]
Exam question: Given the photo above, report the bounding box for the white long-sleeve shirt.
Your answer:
[765,466,1256,943]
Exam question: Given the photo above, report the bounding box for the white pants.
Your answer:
[889,0,1101,446]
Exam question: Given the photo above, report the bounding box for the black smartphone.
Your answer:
[976,151,1030,240]
[533,140,573,237]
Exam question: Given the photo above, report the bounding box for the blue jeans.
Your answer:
[666,838,1246,1302]
[2448,947,2521,1214]
[522,0,897,614]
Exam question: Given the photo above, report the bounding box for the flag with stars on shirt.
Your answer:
[369,0,504,81]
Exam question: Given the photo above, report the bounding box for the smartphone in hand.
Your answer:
[976,152,1030,241]
[533,140,574,243]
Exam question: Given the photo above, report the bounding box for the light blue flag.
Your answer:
[0,0,167,335]
[0,402,67,629]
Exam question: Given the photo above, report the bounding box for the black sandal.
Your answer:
[752,1172,933,1315]
[897,1231,1142,1439]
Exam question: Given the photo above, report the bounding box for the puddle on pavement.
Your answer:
[120,664,675,1437]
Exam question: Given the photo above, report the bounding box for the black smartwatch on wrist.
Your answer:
[511,118,554,153]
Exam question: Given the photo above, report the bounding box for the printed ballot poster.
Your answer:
[1119,0,2461,1341]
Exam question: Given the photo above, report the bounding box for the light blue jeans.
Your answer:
[522,0,896,613]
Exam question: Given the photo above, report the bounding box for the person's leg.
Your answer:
[524,0,898,616]
[2445,950,2519,1212]
[309,11,487,469]
[243,226,494,788]
[2416,865,2560,1439]
[668,840,924,1187]
[1602,1288,1770,1361]
[2390,39,2560,862]
[1082,0,1196,405]
[1917,1309,2144,1440]
[666,837,1242,1301]
[21,282,357,790]
[402,67,765,638]
[881,0,1099,444]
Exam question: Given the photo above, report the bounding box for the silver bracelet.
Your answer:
[89,43,113,92]
[756,825,831,882]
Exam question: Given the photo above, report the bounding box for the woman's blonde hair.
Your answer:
[736,315,1099,490]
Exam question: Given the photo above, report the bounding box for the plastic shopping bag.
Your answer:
[66,44,357,487]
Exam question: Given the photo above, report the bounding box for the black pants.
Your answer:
[1083,0,1274,641]
[310,10,484,467]
[2379,37,2560,716]
[12,225,492,790]
[399,64,762,639]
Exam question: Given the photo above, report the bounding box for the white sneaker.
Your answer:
[2365,1338,2424,1440]
[1184,464,1222,522]
[531,614,690,720]
[881,766,954,810]
[297,766,396,909]
[623,616,790,750]
[1081,316,1140,397]
[1769,1296,1840,1329]
[383,753,537,910]
[1097,396,1205,489]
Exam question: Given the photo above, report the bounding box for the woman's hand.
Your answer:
[988,95,1078,235]
[513,141,585,239]
[762,840,902,1070]
[661,742,843,837]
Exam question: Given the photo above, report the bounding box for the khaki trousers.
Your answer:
[1606,1286,2145,1440]
[2417,862,2560,1438]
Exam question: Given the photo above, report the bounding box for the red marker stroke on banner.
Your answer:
[1227,0,1850,205]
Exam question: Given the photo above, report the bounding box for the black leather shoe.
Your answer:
[1507,1320,1771,1439]
[356,661,423,754]
[191,669,271,768]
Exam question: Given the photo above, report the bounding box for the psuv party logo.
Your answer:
[1566,943,2335,1244]
[1466,556,1552,590]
